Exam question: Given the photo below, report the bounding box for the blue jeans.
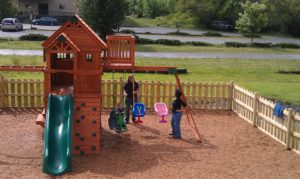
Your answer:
[125,97,138,122]
[171,112,182,138]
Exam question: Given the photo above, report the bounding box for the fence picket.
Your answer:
[24,79,28,107]
[37,80,41,107]
[17,79,21,107]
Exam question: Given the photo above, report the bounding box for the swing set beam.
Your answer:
[103,65,177,73]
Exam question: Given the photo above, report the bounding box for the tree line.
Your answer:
[126,0,300,37]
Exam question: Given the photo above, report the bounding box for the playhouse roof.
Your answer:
[43,15,107,51]
[45,33,80,53]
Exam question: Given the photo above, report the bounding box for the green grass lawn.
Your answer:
[122,16,158,27]
[1,55,300,105]
[1,40,300,55]
[0,40,42,50]
[136,44,300,54]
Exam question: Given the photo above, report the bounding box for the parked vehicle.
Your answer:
[32,17,58,26]
[1,18,23,31]
[212,21,234,32]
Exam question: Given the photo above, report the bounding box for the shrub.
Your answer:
[272,43,300,49]
[203,31,223,37]
[185,41,213,46]
[250,42,272,48]
[166,31,190,36]
[135,38,155,44]
[155,39,182,46]
[120,29,136,34]
[225,42,249,48]
[19,34,48,41]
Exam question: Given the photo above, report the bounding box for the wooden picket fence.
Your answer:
[0,77,233,110]
[1,76,300,154]
[232,85,300,154]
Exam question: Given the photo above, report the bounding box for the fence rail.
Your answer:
[0,77,232,110]
[232,84,300,154]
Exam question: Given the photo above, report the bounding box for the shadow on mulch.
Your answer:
[0,108,43,116]
[68,126,217,177]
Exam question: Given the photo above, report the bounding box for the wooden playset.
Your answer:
[0,15,201,174]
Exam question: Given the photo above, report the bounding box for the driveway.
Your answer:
[0,49,299,60]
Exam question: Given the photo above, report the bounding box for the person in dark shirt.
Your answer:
[123,74,139,123]
[170,89,187,139]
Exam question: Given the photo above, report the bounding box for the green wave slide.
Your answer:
[43,93,73,175]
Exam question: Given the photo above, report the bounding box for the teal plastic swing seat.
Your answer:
[115,114,127,133]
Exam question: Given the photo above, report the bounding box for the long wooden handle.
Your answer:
[175,74,202,142]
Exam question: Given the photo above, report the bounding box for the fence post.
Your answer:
[286,108,294,150]
[0,76,4,108]
[228,81,234,110]
[252,92,258,127]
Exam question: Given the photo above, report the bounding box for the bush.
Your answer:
[120,29,136,34]
[225,42,249,48]
[203,31,223,37]
[250,42,272,48]
[272,43,300,49]
[185,41,213,46]
[166,31,190,36]
[19,34,48,41]
[155,39,182,46]
[135,38,155,44]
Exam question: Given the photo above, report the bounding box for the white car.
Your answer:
[1,18,23,31]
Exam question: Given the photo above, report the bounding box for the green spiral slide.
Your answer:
[42,93,73,175]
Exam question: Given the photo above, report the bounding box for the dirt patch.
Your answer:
[1,109,300,179]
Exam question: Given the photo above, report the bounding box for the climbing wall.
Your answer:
[72,96,102,155]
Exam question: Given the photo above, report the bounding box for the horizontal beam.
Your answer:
[0,65,45,72]
[103,65,177,73]
[0,65,177,74]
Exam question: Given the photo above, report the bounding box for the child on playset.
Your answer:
[123,74,139,124]
[170,89,187,139]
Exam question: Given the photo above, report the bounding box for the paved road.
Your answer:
[2,28,300,45]
[0,49,299,60]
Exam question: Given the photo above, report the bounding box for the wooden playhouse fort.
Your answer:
[40,15,180,155]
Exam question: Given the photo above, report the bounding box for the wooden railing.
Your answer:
[232,84,300,154]
[0,77,233,110]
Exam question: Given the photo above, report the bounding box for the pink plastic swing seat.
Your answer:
[154,103,168,123]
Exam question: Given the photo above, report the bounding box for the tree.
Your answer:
[0,0,18,20]
[76,0,126,40]
[236,1,268,43]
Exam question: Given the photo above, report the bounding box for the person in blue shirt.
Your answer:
[123,74,139,124]
[170,89,186,139]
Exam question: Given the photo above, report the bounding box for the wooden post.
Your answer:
[252,92,258,127]
[113,80,117,106]
[0,76,4,108]
[286,108,294,150]
[228,81,234,110]
[120,77,124,106]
